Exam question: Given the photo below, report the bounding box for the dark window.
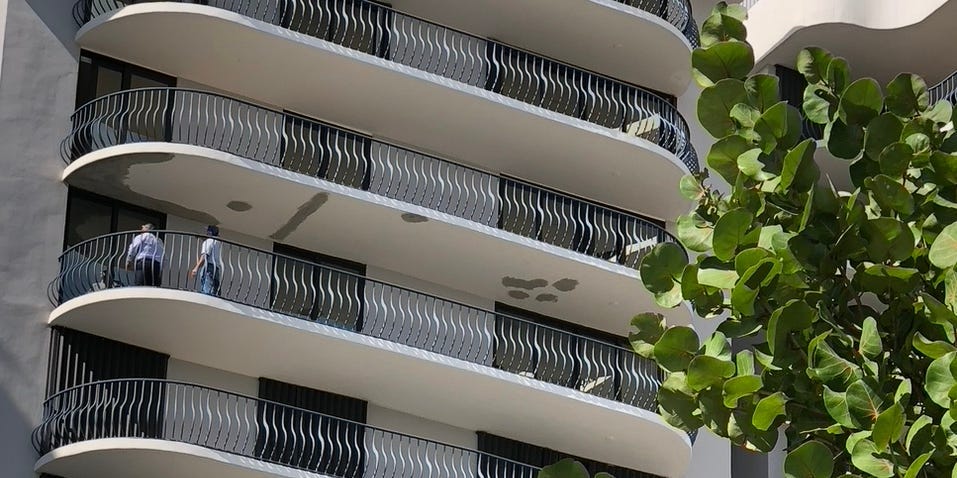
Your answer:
[477,432,662,478]
[281,114,371,189]
[43,327,168,447]
[271,243,366,330]
[493,304,647,403]
[775,65,823,140]
[64,187,166,249]
[280,0,392,57]
[256,378,367,477]
[76,51,175,108]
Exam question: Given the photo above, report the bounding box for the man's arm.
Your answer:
[126,235,143,264]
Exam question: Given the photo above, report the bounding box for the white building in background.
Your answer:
[0,0,736,477]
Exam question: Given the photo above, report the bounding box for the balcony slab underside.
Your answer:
[49,289,692,477]
[37,438,330,478]
[76,4,691,221]
[388,0,693,93]
[64,144,693,331]
[748,0,957,85]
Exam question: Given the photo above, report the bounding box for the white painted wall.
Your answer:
[0,0,78,476]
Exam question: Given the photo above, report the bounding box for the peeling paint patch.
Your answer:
[501,277,548,290]
[270,193,328,240]
[535,293,559,303]
[508,290,530,300]
[227,200,252,212]
[552,278,579,292]
[72,153,221,225]
[401,213,428,223]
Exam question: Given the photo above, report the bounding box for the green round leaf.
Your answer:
[866,174,915,215]
[753,392,788,431]
[784,441,834,478]
[698,78,749,137]
[823,386,861,429]
[825,120,865,159]
[676,213,714,253]
[539,458,590,478]
[862,218,914,263]
[802,84,836,125]
[839,78,884,126]
[797,47,834,84]
[864,114,904,160]
[639,243,688,308]
[912,332,957,359]
[654,327,700,372]
[925,351,957,408]
[687,355,735,391]
[846,380,884,426]
[850,439,895,478]
[781,139,820,192]
[930,151,957,185]
[630,313,665,358]
[872,402,904,452]
[754,101,803,153]
[679,174,706,201]
[929,222,957,269]
[826,57,850,92]
[707,133,752,185]
[885,73,929,117]
[877,142,913,177]
[713,208,754,261]
[745,74,780,112]
[692,41,755,88]
[859,316,882,360]
[699,12,747,48]
[722,375,762,408]
[767,300,814,355]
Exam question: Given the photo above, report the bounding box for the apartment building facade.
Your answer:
[0,0,733,477]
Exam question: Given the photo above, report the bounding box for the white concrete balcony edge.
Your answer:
[48,288,693,476]
[37,438,333,478]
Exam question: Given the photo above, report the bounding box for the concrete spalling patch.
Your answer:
[227,200,252,212]
[551,278,579,292]
[270,192,328,240]
[535,293,559,303]
[401,213,428,223]
[508,290,530,300]
[501,277,549,290]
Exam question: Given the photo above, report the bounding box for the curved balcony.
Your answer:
[62,87,694,330]
[71,1,696,213]
[33,379,540,478]
[64,88,681,270]
[47,231,691,476]
[930,69,957,104]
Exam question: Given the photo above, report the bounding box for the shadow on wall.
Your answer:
[23,0,82,56]
[0,386,39,477]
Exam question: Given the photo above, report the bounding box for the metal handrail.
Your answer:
[63,87,684,268]
[51,230,663,411]
[32,378,541,477]
[610,0,698,47]
[929,69,957,105]
[71,0,697,170]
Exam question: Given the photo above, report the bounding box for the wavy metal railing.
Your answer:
[32,379,540,477]
[63,88,682,268]
[71,0,696,170]
[930,69,957,105]
[51,231,663,411]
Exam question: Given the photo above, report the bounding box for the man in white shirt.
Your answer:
[190,225,222,296]
[126,223,165,286]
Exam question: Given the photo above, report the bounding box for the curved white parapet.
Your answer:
[36,439,325,478]
[48,288,693,477]
[76,3,695,219]
[63,143,694,329]
[747,0,957,83]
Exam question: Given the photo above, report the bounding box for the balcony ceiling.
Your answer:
[747,0,957,85]
[76,3,694,222]
[387,0,693,94]
[49,289,693,477]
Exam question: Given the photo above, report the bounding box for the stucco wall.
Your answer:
[0,0,78,476]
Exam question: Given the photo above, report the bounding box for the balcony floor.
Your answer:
[49,288,693,477]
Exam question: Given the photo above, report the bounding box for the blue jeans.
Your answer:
[199,263,220,296]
